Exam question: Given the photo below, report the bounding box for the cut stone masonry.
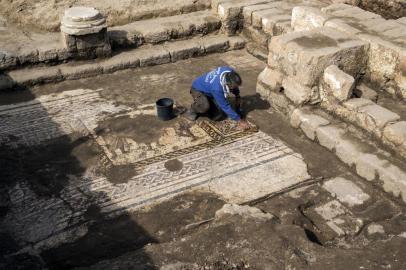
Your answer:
[252,2,406,202]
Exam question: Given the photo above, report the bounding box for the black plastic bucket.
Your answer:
[156,98,175,121]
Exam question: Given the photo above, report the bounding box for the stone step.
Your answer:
[108,10,222,49]
[0,10,221,71]
[246,42,268,62]
[4,35,245,88]
[212,0,327,35]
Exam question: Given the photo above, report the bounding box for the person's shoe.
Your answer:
[185,109,198,121]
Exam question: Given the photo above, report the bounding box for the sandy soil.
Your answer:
[0,0,210,32]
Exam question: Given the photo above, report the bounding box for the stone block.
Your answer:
[9,66,62,85]
[357,34,404,97]
[353,83,378,102]
[378,164,406,201]
[228,36,246,49]
[314,200,346,221]
[257,66,283,92]
[300,113,330,141]
[323,177,370,207]
[243,4,274,25]
[335,138,362,166]
[164,39,204,62]
[17,49,39,65]
[135,45,171,67]
[268,28,368,88]
[323,65,355,102]
[330,7,380,20]
[242,26,268,48]
[246,43,268,61]
[343,98,374,110]
[321,3,353,14]
[256,81,270,100]
[355,153,387,181]
[217,0,269,34]
[383,27,406,39]
[61,63,103,80]
[383,121,406,146]
[290,108,305,128]
[357,104,400,129]
[262,14,291,36]
[324,19,363,36]
[200,36,229,53]
[252,8,284,29]
[282,77,313,105]
[101,51,140,74]
[291,6,329,31]
[315,125,345,151]
[360,18,397,33]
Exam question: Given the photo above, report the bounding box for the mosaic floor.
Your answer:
[0,89,310,250]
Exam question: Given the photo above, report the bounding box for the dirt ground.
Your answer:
[0,0,210,32]
[1,51,406,269]
[1,0,404,33]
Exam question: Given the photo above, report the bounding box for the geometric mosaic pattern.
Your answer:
[1,89,310,252]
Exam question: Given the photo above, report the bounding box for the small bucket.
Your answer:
[156,98,175,121]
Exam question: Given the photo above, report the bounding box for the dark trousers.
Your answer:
[190,88,225,120]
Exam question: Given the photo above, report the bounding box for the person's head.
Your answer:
[225,71,242,90]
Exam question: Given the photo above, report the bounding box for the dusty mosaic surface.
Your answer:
[0,88,309,253]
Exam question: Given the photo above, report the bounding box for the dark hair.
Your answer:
[225,71,242,86]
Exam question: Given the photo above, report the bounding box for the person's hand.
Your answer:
[237,119,250,131]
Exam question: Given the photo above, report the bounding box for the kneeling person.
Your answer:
[186,66,250,130]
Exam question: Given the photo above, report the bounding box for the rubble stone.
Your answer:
[357,104,400,129]
[367,224,385,235]
[378,164,406,200]
[316,125,345,151]
[323,177,370,207]
[215,204,274,221]
[323,65,355,102]
[291,6,329,31]
[335,138,362,166]
[383,121,406,146]
[282,77,313,105]
[257,67,283,92]
[343,98,374,110]
[300,114,330,141]
[356,153,387,181]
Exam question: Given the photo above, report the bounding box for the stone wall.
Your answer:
[332,0,406,19]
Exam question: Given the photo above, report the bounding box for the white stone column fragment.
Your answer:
[61,7,111,58]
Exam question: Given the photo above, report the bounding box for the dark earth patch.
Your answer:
[164,159,184,171]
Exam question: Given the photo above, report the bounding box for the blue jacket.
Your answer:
[192,66,241,121]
